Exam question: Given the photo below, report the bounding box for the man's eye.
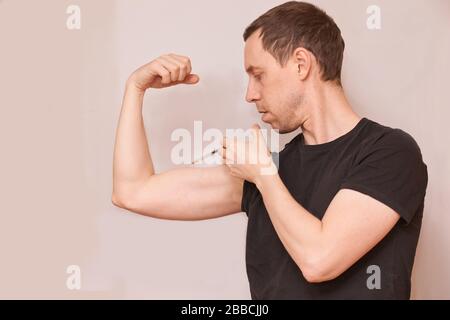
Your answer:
[254,74,262,80]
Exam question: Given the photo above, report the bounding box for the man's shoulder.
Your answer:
[363,119,422,155]
[354,120,426,175]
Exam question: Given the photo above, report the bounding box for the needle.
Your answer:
[191,148,220,164]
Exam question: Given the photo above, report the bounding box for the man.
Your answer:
[112,1,428,299]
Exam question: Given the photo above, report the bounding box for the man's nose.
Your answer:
[245,86,261,103]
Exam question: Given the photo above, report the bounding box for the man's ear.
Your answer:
[293,47,312,81]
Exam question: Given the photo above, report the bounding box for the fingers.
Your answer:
[168,54,192,76]
[220,135,239,165]
[219,126,272,174]
[219,136,231,164]
[250,123,266,146]
[158,56,181,82]
[219,136,226,159]
[131,53,198,90]
[251,124,272,160]
[155,53,197,85]
[170,54,199,84]
[151,62,171,85]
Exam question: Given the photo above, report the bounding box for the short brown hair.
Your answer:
[243,1,345,86]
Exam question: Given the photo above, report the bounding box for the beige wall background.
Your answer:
[0,0,448,299]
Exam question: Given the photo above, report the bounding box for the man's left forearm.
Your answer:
[255,173,324,279]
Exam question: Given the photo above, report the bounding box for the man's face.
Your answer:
[244,30,304,134]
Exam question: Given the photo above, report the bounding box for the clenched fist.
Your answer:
[127,53,200,91]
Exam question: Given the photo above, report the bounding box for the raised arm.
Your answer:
[112,54,243,220]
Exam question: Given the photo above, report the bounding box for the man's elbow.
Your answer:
[111,180,141,209]
[301,266,328,284]
[302,269,331,283]
[300,254,341,284]
[111,190,134,210]
[111,192,125,208]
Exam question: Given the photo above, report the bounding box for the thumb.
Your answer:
[250,123,269,148]
[182,74,200,85]
[249,123,263,141]
[250,123,262,136]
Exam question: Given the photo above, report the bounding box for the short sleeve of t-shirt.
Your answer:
[340,129,428,224]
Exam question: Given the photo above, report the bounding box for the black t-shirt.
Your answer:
[241,117,428,299]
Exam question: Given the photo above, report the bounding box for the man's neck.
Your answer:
[299,83,361,146]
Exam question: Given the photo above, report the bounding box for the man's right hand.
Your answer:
[127,53,200,91]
